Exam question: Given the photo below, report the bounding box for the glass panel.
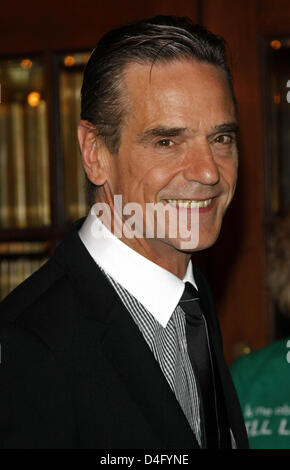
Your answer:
[0,241,49,301]
[264,37,290,340]
[0,56,50,228]
[265,38,290,213]
[59,51,90,222]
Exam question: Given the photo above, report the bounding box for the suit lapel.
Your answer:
[193,266,249,449]
[100,296,198,448]
[54,220,199,449]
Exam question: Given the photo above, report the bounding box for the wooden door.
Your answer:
[202,0,290,362]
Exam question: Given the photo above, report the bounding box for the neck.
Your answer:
[119,235,192,279]
[93,191,192,279]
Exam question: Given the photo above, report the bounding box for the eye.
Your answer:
[156,138,174,148]
[215,134,234,144]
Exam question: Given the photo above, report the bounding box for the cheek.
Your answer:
[222,163,238,208]
[126,151,176,192]
[114,158,138,193]
[146,155,181,185]
[221,158,238,189]
[229,164,238,192]
[142,165,177,197]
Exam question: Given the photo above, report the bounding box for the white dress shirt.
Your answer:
[78,207,198,328]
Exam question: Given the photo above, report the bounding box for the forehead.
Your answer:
[122,59,235,131]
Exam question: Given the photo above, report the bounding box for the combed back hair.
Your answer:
[80,15,236,204]
[267,210,290,315]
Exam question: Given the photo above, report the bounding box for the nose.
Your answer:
[183,141,220,186]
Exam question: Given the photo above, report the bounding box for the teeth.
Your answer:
[166,198,212,208]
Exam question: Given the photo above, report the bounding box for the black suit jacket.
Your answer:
[0,219,248,449]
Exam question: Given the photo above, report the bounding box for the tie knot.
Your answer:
[179,282,200,303]
[179,282,202,321]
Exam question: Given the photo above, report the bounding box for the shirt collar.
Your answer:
[78,208,198,327]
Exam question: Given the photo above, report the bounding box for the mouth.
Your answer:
[165,198,213,209]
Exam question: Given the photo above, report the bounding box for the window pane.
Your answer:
[264,38,290,340]
[59,52,90,222]
[266,38,290,213]
[0,56,50,228]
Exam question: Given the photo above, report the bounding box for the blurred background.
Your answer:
[1,0,290,364]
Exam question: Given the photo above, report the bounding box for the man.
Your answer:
[0,16,248,449]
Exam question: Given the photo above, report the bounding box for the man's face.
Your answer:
[105,59,238,254]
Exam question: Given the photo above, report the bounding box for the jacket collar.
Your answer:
[193,267,249,449]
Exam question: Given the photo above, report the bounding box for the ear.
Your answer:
[78,120,108,186]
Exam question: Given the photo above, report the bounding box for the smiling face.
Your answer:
[100,58,238,259]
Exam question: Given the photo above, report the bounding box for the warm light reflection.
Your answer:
[27,91,41,107]
[64,55,76,67]
[20,58,33,69]
[270,39,282,50]
[274,93,281,104]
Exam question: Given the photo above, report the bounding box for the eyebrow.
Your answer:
[137,126,188,144]
[208,122,239,137]
[137,122,239,144]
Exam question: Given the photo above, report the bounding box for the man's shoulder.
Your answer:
[0,256,67,323]
[0,216,115,353]
[0,218,86,324]
[0,256,80,350]
[0,219,93,346]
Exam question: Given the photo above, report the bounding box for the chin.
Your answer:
[170,231,221,253]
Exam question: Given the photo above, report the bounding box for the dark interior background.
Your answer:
[1,0,290,364]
